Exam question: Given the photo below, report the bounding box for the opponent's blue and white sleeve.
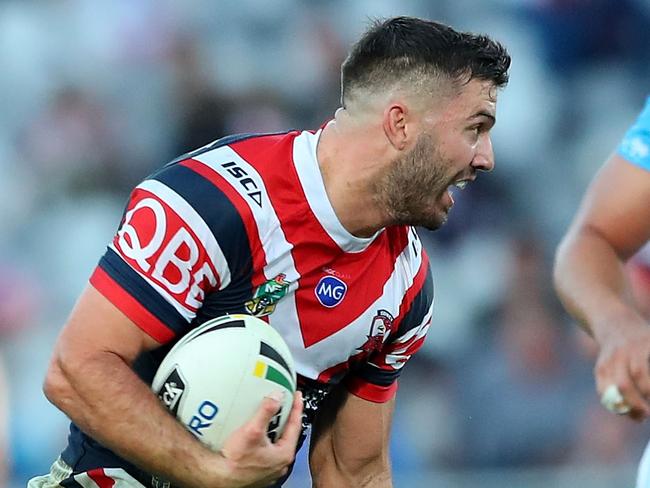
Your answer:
[618,96,650,172]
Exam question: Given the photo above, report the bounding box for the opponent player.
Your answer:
[32,17,510,488]
[554,96,650,487]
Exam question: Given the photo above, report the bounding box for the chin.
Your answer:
[412,212,447,231]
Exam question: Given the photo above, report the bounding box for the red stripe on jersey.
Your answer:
[391,251,430,334]
[345,375,398,403]
[180,158,268,287]
[90,267,174,344]
[231,135,411,346]
[87,468,115,488]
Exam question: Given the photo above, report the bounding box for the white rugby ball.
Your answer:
[152,314,296,451]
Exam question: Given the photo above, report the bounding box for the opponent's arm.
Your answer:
[309,385,393,488]
[44,284,303,488]
[554,154,650,418]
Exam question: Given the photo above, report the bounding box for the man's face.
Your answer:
[374,78,498,230]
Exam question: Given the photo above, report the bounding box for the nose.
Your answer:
[472,134,495,172]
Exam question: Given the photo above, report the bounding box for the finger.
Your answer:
[624,360,650,418]
[246,393,284,440]
[600,384,631,414]
[630,351,650,401]
[595,358,649,418]
[611,377,650,419]
[276,391,303,449]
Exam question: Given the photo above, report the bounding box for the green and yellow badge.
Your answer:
[245,273,291,317]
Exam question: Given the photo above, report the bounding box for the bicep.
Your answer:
[51,284,161,373]
[570,155,650,259]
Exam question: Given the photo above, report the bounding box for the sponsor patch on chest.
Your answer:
[314,275,347,308]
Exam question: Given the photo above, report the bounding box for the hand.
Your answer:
[219,391,303,487]
[594,315,650,421]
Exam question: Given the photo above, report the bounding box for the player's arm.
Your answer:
[308,385,393,488]
[554,154,650,417]
[308,234,431,486]
[44,284,303,488]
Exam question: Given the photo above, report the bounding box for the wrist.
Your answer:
[589,304,647,346]
[192,450,239,488]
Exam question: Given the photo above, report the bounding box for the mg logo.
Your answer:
[315,275,347,308]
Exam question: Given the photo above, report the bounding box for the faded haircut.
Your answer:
[341,16,511,109]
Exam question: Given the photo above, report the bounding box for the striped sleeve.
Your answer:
[90,160,253,344]
[617,96,650,172]
[346,244,434,403]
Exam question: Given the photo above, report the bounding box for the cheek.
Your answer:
[447,138,476,168]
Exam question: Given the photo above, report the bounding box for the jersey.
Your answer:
[618,96,650,173]
[58,129,434,488]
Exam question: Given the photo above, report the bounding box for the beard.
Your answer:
[371,133,454,230]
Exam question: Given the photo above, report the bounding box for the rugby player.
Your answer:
[554,96,650,487]
[31,16,510,488]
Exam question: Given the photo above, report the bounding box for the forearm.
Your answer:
[45,350,229,488]
[310,430,392,488]
[554,227,644,341]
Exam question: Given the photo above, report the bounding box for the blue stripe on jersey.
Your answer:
[390,264,434,342]
[618,96,650,172]
[99,249,188,335]
[167,131,292,168]
[150,163,254,285]
[60,477,84,488]
[352,360,401,386]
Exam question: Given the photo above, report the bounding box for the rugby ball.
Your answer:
[151,314,296,451]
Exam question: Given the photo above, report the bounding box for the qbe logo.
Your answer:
[315,275,347,308]
[113,188,218,312]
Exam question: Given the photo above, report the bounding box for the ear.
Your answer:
[382,103,409,151]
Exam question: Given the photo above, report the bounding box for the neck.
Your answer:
[316,114,390,238]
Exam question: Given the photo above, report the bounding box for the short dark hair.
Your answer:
[341,17,511,107]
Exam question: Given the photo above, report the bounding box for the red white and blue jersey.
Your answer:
[60,129,434,487]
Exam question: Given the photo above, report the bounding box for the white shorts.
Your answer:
[638,441,650,488]
[27,457,146,488]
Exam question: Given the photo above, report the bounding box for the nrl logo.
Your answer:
[358,310,394,354]
[245,273,291,317]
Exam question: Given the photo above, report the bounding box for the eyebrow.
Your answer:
[470,111,496,124]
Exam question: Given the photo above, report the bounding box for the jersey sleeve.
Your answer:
[345,248,434,403]
[90,159,254,344]
[617,96,650,172]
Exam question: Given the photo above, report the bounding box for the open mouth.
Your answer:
[452,180,469,190]
[442,177,473,208]
[447,178,471,196]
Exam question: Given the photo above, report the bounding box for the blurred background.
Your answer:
[2,0,650,486]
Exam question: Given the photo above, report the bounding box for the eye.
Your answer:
[467,125,481,140]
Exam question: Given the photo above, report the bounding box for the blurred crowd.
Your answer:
[2,0,650,486]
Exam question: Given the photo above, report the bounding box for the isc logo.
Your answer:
[315,275,347,308]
